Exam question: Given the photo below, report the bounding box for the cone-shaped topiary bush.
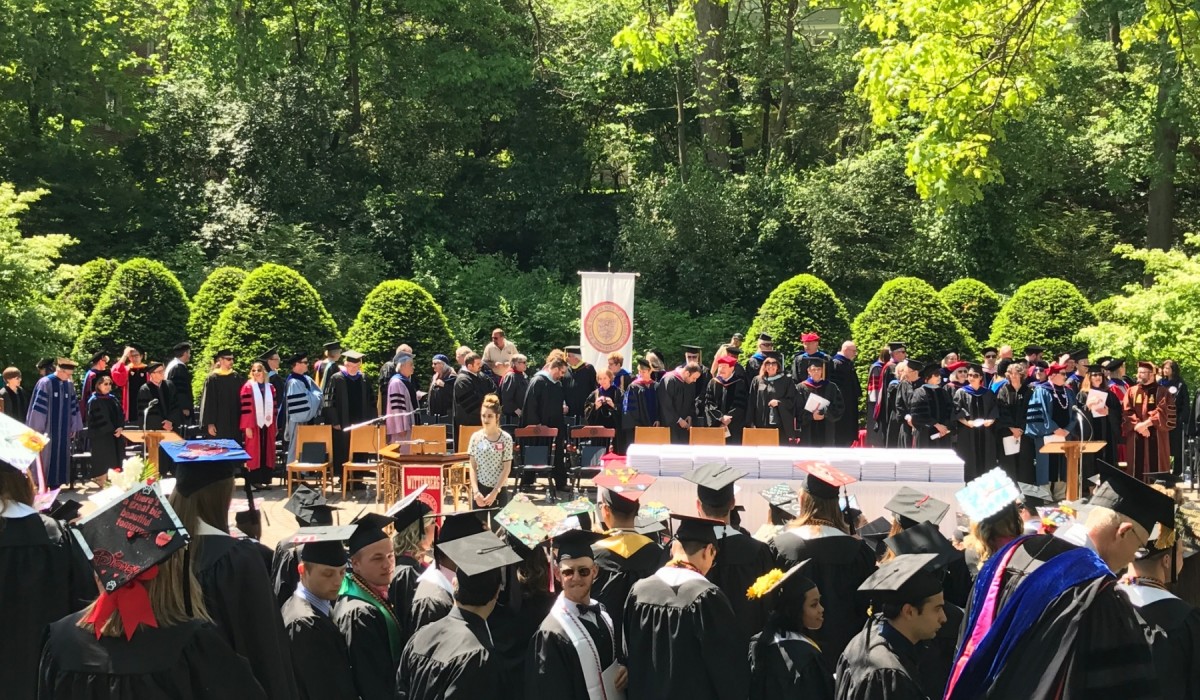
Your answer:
[853,277,977,363]
[187,266,248,352]
[344,280,457,377]
[938,278,1001,343]
[988,278,1096,354]
[58,258,119,320]
[73,259,190,361]
[745,274,852,362]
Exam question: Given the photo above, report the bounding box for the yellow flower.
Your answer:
[747,568,784,600]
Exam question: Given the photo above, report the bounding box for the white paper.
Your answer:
[1043,434,1066,444]
[602,663,626,700]
[1002,435,1021,456]
[868,389,879,403]
[804,393,831,414]
[971,418,985,428]
[1086,389,1108,417]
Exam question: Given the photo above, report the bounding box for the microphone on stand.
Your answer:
[1071,404,1093,442]
[143,399,159,432]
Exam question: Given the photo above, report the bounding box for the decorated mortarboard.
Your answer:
[323,341,342,352]
[747,560,816,601]
[637,501,669,525]
[439,531,522,577]
[885,487,950,527]
[857,553,942,605]
[72,483,188,639]
[682,463,746,507]
[955,468,1021,522]
[342,350,364,362]
[759,482,798,507]
[885,521,958,569]
[385,485,434,531]
[497,498,559,553]
[160,440,250,497]
[347,512,396,555]
[595,469,656,513]
[280,525,356,567]
[564,345,582,354]
[1036,506,1076,533]
[796,460,856,500]
[0,412,50,473]
[552,529,605,562]
[1090,462,1176,540]
[89,349,110,365]
[670,513,722,545]
[437,510,488,545]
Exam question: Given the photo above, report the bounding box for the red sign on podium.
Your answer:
[403,465,443,517]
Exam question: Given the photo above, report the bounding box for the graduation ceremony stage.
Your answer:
[623,444,966,538]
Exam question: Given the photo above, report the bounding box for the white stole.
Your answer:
[249,381,274,427]
[549,593,615,700]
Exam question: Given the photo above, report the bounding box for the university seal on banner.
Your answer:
[583,302,631,353]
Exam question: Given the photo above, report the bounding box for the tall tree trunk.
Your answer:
[1147,53,1180,253]
[759,0,773,165]
[674,69,688,181]
[693,0,729,170]
[769,0,797,172]
[347,0,362,133]
[1108,3,1127,73]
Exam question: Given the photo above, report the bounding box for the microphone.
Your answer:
[1072,404,1092,442]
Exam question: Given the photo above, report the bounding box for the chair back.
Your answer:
[411,425,448,454]
[457,425,478,454]
[570,426,616,440]
[347,425,384,462]
[633,426,671,445]
[515,425,559,439]
[742,427,780,447]
[293,424,333,464]
[689,427,727,445]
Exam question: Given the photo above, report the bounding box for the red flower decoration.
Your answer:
[155,531,173,547]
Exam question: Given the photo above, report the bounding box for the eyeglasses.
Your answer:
[984,353,997,359]
[967,372,982,378]
[559,566,593,578]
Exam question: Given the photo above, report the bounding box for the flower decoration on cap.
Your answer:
[747,569,785,600]
[956,468,1021,522]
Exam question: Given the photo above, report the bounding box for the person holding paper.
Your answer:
[795,357,844,447]
[952,364,997,480]
[1078,364,1122,479]
[704,355,748,444]
[748,355,798,445]
[1024,362,1080,493]
[1124,361,1174,480]
[994,360,1035,484]
[909,363,953,449]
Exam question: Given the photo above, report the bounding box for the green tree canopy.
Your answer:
[201,264,340,387]
[852,277,977,366]
[745,274,852,362]
[57,258,118,321]
[187,267,248,352]
[73,259,190,362]
[0,184,76,378]
[938,279,1002,343]
[343,280,457,377]
[988,278,1096,355]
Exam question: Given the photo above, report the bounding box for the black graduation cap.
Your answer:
[1069,349,1089,361]
[89,349,109,366]
[966,363,983,375]
[1103,358,1125,372]
[342,350,364,362]
[980,346,998,356]
[857,553,943,605]
[757,333,773,343]
[281,525,356,567]
[323,341,342,352]
[145,361,164,373]
[859,516,893,557]
[681,344,701,354]
[286,351,309,365]
[36,358,55,371]
[436,510,487,545]
[1023,344,1045,355]
[886,487,950,528]
[1087,363,1106,376]
[46,498,83,522]
[885,521,959,569]
[887,342,906,352]
[726,346,742,357]
[235,509,261,533]
[798,356,827,373]
[671,513,722,545]
[905,359,925,373]
[385,485,434,532]
[347,512,395,556]
[1145,471,1181,488]
[161,440,249,497]
[634,516,666,536]
[258,347,280,363]
[564,345,582,354]
[917,363,941,381]
[748,560,816,602]
[1090,462,1176,535]
[796,461,856,500]
[937,349,958,360]
[682,463,745,508]
[73,484,189,593]
[438,531,523,576]
[283,485,338,527]
[171,342,191,355]
[553,529,605,562]
[213,349,233,360]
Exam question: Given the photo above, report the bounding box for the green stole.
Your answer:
[339,574,402,660]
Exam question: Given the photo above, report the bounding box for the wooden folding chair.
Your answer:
[569,426,615,494]
[742,427,781,447]
[457,425,477,455]
[287,425,333,495]
[342,425,385,499]
[514,425,559,500]
[411,424,448,454]
[689,427,727,445]
[634,426,671,445]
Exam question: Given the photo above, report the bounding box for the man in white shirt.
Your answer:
[482,328,518,376]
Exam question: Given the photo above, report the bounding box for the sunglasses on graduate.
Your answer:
[559,566,593,578]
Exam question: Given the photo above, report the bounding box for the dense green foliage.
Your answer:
[939,279,1002,343]
[344,281,457,376]
[988,278,1097,354]
[57,258,118,323]
[745,274,853,360]
[187,267,248,352]
[852,277,977,365]
[73,259,190,361]
[200,265,339,389]
[0,185,75,376]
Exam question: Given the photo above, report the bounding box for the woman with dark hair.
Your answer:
[86,375,126,490]
[1078,365,1123,479]
[1160,359,1190,474]
[1,366,29,421]
[748,356,797,444]
[747,562,834,700]
[620,358,659,451]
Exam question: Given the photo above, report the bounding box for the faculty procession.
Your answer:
[1,323,1198,700]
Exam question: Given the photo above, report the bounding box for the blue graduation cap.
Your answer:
[159,440,251,497]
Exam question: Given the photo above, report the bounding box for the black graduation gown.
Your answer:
[2,384,29,422]
[748,631,835,700]
[878,380,902,448]
[830,355,861,446]
[490,590,555,700]
[389,555,425,650]
[86,394,126,474]
[1,511,94,700]
[771,529,877,669]
[622,568,749,700]
[500,371,529,421]
[1123,585,1200,699]
[396,606,504,700]
[199,372,243,440]
[994,381,1035,483]
[795,380,844,447]
[411,576,455,632]
[525,603,616,700]
[834,619,926,700]
[953,387,998,481]
[962,534,1159,698]
[583,386,623,432]
[137,380,183,430]
[453,368,490,432]
[333,589,401,700]
[280,595,358,700]
[564,363,597,419]
[166,360,194,417]
[427,371,456,419]
[270,540,300,607]
[689,366,713,425]
[747,376,798,443]
[592,530,664,651]
[1077,387,1122,480]
[917,602,963,699]
[322,371,376,471]
[658,372,694,444]
[708,528,775,645]
[192,533,298,700]
[704,376,748,444]
[620,381,657,429]
[910,384,954,448]
[39,612,266,700]
[521,372,567,430]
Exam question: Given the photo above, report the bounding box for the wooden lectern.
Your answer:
[122,430,183,479]
[1039,440,1107,501]
[377,444,470,508]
